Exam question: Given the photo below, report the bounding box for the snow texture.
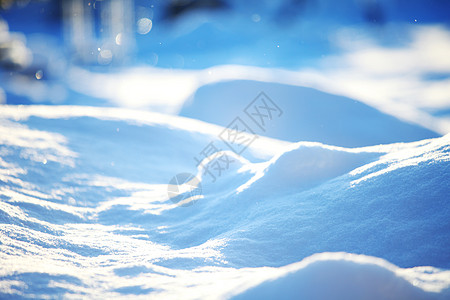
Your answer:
[0,104,449,299]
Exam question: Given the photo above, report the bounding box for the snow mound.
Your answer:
[237,142,382,195]
[215,135,450,268]
[180,80,439,147]
[232,252,450,300]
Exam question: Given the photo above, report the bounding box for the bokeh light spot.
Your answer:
[137,18,152,35]
[35,70,43,80]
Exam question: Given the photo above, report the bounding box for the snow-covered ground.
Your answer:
[1,1,450,299]
[0,102,449,299]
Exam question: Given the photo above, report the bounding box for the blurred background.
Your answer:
[0,0,449,123]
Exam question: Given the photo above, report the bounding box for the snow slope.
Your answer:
[0,105,449,298]
[180,80,439,147]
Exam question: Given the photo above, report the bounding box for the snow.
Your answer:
[232,253,450,300]
[180,80,439,147]
[1,2,449,298]
[0,104,449,298]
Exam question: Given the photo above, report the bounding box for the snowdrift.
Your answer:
[0,105,448,299]
[232,252,450,300]
[180,80,439,147]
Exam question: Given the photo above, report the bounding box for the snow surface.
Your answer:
[1,1,450,298]
[0,105,449,299]
[180,80,439,147]
[232,252,450,300]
